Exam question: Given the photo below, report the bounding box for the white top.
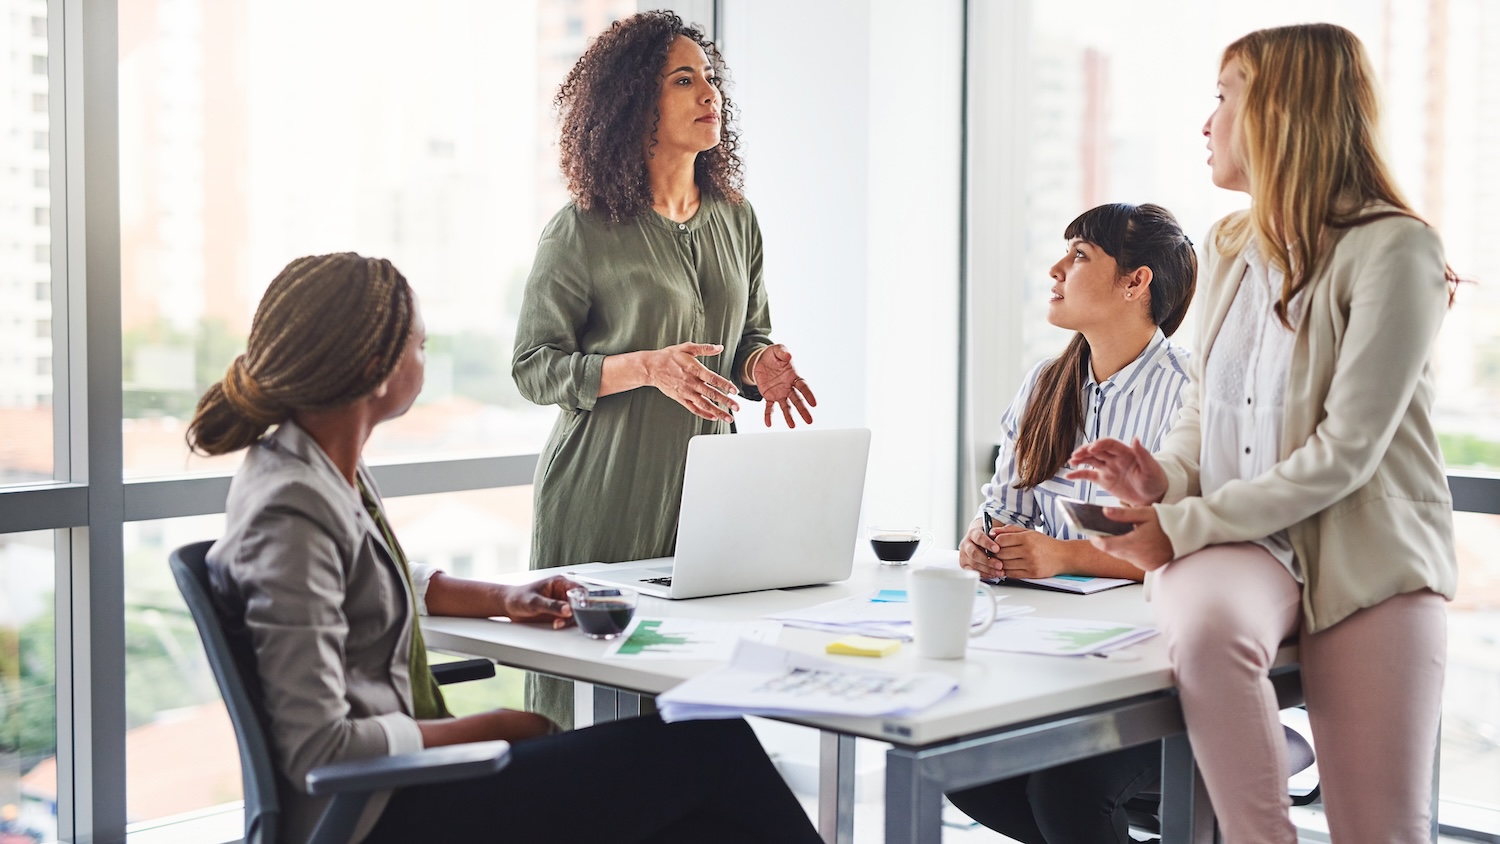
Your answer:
[982,330,1191,539]
[1199,241,1303,581]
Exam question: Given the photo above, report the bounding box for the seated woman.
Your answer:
[948,203,1197,843]
[190,253,821,844]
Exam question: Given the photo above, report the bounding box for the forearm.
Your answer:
[1061,540,1145,581]
[422,572,509,618]
[598,350,654,398]
[418,709,554,748]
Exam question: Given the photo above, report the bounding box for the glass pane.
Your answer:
[0,531,57,844]
[119,0,635,479]
[0,8,53,485]
[1444,511,1500,813]
[122,513,241,825]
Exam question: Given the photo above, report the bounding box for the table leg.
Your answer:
[1159,733,1219,844]
[818,732,855,844]
[884,747,943,844]
[592,685,619,723]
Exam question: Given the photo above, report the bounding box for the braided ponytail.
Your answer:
[187,253,412,456]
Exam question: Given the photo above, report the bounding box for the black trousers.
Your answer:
[946,742,1161,844]
[363,715,822,844]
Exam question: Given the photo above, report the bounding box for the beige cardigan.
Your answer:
[1153,209,1457,633]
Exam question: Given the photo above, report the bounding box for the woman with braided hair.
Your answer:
[193,253,822,844]
[513,10,817,726]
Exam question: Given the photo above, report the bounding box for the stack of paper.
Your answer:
[657,640,958,722]
[969,616,1157,656]
[765,590,1032,640]
[602,618,781,661]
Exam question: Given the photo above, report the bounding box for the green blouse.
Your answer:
[512,197,773,569]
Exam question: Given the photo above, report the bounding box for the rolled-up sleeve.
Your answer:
[731,204,773,401]
[409,563,439,616]
[229,496,417,787]
[512,214,604,412]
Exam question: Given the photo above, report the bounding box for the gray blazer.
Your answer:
[208,421,432,844]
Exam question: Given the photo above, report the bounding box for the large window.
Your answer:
[0,3,53,486]
[118,0,636,479]
[971,0,1500,834]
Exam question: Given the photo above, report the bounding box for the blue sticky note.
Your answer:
[871,589,909,603]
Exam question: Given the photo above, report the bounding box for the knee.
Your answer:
[1155,592,1273,675]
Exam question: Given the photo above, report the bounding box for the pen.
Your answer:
[981,511,1004,582]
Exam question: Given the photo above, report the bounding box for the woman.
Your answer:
[947,202,1197,842]
[513,11,815,726]
[1071,24,1457,842]
[192,253,822,844]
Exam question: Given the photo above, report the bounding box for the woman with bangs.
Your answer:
[1071,23,1458,842]
[947,202,1197,842]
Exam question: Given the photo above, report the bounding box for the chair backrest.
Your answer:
[169,540,281,844]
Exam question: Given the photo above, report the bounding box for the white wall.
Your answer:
[723,0,963,545]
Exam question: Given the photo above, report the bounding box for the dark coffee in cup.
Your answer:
[870,535,921,562]
[573,601,635,638]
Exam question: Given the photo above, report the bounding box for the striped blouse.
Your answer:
[981,330,1192,539]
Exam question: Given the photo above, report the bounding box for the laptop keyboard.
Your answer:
[643,576,673,586]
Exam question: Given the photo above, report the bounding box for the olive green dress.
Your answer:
[512,196,773,726]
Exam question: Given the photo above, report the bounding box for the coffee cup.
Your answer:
[567,584,638,640]
[908,566,999,659]
[868,526,930,566]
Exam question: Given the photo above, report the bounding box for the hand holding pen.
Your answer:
[959,511,1006,581]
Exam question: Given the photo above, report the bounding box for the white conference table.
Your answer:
[424,554,1303,844]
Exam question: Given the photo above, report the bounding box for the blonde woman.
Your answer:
[1071,24,1458,842]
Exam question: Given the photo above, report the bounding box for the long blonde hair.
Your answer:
[1215,23,1451,325]
[187,253,413,456]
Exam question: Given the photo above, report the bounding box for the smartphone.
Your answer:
[1057,497,1135,538]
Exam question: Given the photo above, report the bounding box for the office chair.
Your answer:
[1124,722,1318,838]
[170,540,511,844]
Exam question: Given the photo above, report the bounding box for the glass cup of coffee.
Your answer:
[867,526,929,566]
[566,584,638,640]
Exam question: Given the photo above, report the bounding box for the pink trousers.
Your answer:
[1153,543,1446,844]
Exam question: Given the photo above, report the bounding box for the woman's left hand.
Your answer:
[501,576,577,629]
[753,344,817,428]
[989,525,1069,579]
[1089,506,1175,571]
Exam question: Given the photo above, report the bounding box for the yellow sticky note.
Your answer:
[825,635,901,657]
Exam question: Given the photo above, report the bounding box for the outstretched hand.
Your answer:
[1067,437,1168,506]
[753,344,816,428]
[647,342,740,423]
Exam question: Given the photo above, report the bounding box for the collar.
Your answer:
[260,421,394,561]
[1083,328,1170,398]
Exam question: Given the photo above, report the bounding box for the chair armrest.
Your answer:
[430,657,496,686]
[305,740,511,796]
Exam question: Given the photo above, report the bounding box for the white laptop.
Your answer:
[563,428,871,599]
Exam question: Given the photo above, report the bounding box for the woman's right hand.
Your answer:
[1066,437,1168,506]
[646,342,740,422]
[959,518,1004,580]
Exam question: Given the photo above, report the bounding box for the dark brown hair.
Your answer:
[1014,203,1198,489]
[186,253,413,456]
[555,10,744,222]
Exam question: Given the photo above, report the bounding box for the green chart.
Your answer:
[617,620,697,655]
[1047,626,1135,651]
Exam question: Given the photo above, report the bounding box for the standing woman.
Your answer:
[1072,24,1458,842]
[947,202,1197,843]
[513,11,815,726]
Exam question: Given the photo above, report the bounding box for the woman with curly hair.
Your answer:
[513,11,816,726]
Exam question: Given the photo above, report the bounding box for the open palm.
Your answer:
[753,344,817,428]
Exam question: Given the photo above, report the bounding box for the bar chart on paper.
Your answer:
[970,616,1158,656]
[604,618,781,661]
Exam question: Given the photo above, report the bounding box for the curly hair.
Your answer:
[555,10,744,222]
